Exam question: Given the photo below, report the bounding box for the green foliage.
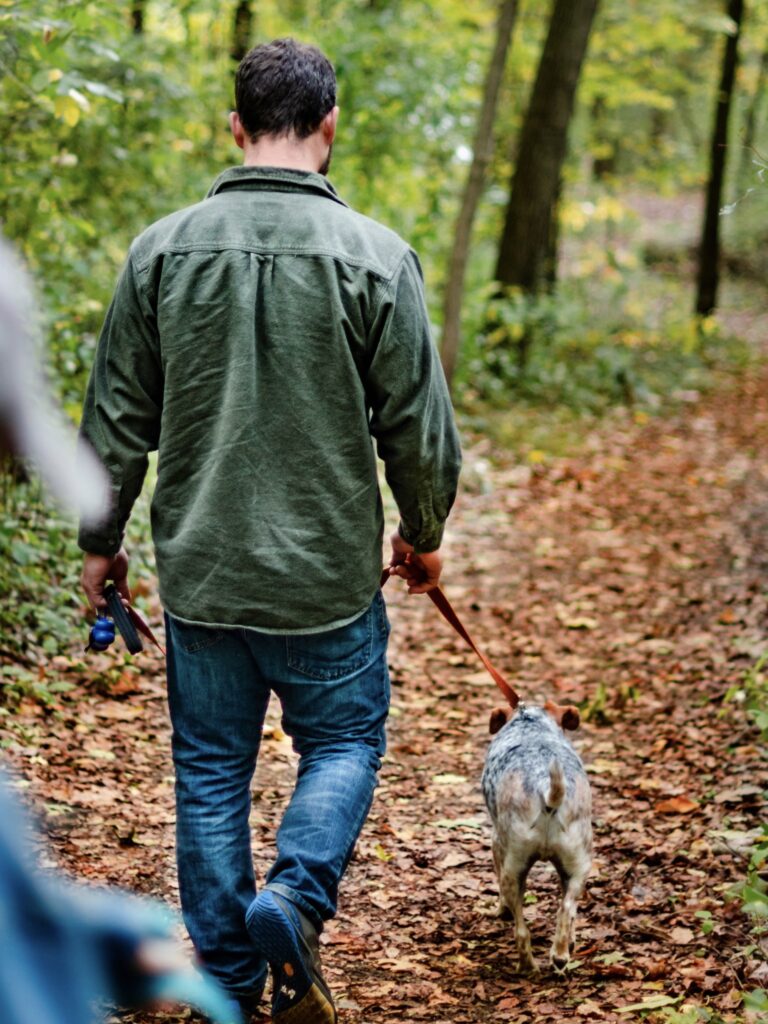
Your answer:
[694,909,715,935]
[717,654,768,1015]
[0,461,155,672]
[0,468,84,664]
[461,259,749,416]
[727,653,768,742]
[579,0,728,188]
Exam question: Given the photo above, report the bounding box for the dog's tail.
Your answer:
[546,761,565,811]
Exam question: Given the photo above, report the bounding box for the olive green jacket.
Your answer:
[78,165,461,632]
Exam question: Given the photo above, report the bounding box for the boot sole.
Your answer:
[273,983,336,1024]
[246,894,336,1024]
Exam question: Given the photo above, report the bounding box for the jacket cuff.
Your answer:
[398,519,444,555]
[77,526,122,558]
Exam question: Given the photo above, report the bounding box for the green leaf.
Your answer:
[744,989,768,1012]
[10,540,40,566]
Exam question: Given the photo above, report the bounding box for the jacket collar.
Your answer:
[206,165,348,207]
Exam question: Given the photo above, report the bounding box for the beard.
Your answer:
[319,142,334,176]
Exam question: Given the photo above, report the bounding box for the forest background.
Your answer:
[3,1,768,1020]
[3,0,768,654]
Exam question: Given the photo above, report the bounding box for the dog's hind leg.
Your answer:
[492,835,513,920]
[499,861,537,973]
[550,860,589,973]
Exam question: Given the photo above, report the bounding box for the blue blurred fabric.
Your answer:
[0,776,243,1024]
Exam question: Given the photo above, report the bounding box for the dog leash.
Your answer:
[89,575,514,708]
[380,569,519,709]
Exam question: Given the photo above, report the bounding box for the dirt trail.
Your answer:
[4,369,768,1024]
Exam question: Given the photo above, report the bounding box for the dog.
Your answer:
[481,700,592,973]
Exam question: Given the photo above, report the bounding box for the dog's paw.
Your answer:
[519,954,540,975]
[550,951,570,975]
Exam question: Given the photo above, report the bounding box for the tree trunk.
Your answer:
[231,0,255,63]
[591,95,617,180]
[543,175,562,289]
[695,0,745,317]
[130,0,144,34]
[737,39,768,189]
[494,0,600,294]
[440,0,520,390]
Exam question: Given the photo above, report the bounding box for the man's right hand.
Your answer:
[81,547,131,611]
[388,530,442,594]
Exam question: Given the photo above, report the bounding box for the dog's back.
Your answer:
[481,703,592,972]
[483,705,586,814]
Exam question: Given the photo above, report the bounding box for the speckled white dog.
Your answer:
[481,701,592,973]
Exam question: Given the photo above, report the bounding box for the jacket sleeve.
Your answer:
[365,249,461,553]
[77,253,163,556]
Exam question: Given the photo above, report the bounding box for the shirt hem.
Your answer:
[163,591,380,636]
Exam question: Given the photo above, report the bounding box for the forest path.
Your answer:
[4,367,768,1024]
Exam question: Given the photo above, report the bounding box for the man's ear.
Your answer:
[489,707,510,735]
[544,699,580,731]
[229,111,247,151]
[321,105,339,145]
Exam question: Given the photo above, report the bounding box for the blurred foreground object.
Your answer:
[0,237,108,525]
[0,778,242,1024]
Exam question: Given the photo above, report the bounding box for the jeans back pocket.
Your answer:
[169,616,227,654]
[285,603,374,681]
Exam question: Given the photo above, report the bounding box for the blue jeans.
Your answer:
[165,592,390,1005]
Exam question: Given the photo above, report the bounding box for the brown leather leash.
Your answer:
[380,569,519,709]
[111,576,513,704]
[127,602,166,656]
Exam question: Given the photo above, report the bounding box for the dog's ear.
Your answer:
[489,707,510,735]
[544,699,581,731]
[561,705,580,731]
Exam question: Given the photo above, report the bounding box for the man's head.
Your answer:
[230,38,338,174]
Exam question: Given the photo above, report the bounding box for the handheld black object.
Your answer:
[103,583,143,654]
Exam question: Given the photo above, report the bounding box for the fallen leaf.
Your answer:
[616,994,681,1013]
[434,817,486,830]
[438,851,473,870]
[655,796,699,815]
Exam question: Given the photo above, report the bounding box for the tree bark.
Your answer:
[737,39,768,188]
[695,0,745,316]
[590,95,617,180]
[231,0,255,63]
[130,0,144,34]
[440,0,520,390]
[494,0,600,294]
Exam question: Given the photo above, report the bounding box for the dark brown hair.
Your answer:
[235,38,336,141]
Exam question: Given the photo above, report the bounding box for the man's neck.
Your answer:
[242,137,320,173]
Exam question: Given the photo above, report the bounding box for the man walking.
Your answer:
[79,38,461,1024]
